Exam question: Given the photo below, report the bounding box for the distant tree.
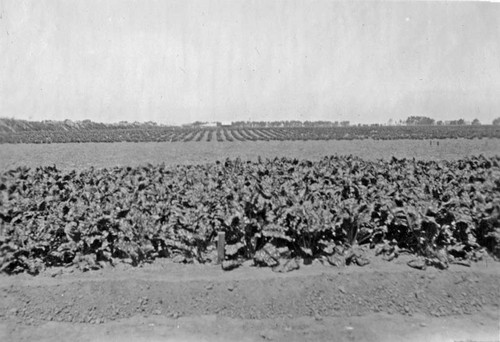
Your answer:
[436,120,444,126]
[493,117,500,126]
[340,121,350,127]
[405,116,435,125]
[471,118,481,125]
[449,119,466,125]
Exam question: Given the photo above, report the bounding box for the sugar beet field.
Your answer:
[1,137,499,274]
[1,133,500,342]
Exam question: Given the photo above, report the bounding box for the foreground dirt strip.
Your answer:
[1,255,499,341]
[1,310,498,342]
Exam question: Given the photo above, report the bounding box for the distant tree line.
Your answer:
[1,116,500,133]
[403,116,500,126]
[0,118,172,133]
[230,120,351,128]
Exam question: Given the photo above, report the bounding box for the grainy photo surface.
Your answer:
[1,1,499,341]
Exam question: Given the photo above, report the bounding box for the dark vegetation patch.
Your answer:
[0,155,499,274]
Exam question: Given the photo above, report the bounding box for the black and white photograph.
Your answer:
[1,0,499,341]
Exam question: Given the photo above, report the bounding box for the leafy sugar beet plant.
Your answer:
[0,155,499,274]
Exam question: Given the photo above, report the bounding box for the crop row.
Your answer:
[1,125,500,144]
[0,155,499,274]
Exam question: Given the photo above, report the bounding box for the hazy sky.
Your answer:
[1,0,499,125]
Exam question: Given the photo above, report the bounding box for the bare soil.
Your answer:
[1,252,499,342]
[1,138,499,171]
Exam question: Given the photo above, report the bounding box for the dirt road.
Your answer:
[1,254,499,342]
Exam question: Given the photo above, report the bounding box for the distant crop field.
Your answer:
[1,125,500,144]
[0,138,499,171]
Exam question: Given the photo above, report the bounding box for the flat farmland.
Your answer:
[0,138,499,171]
[2,138,500,342]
